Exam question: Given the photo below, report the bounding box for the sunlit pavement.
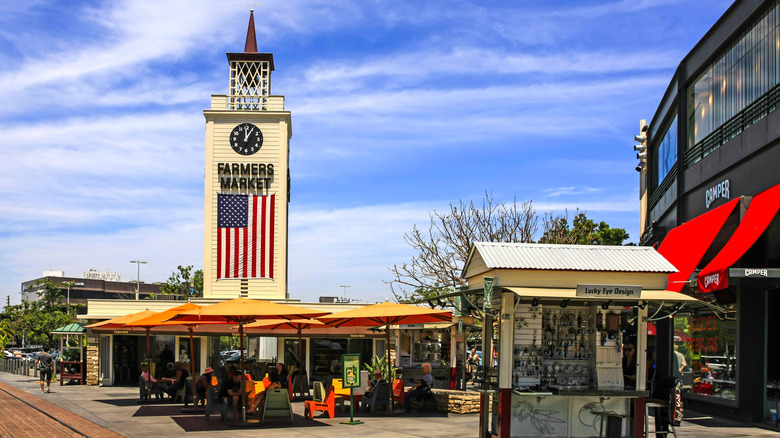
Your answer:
[1,371,778,437]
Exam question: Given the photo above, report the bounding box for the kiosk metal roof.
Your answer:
[464,242,678,277]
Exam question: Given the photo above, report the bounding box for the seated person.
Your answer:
[226,370,249,418]
[140,365,163,393]
[405,362,434,411]
[218,366,238,400]
[248,367,281,415]
[361,369,387,410]
[275,363,289,388]
[194,367,215,405]
[163,362,190,399]
[159,362,176,396]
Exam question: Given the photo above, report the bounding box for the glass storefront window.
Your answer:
[687,1,780,149]
[177,336,201,375]
[310,338,373,383]
[282,338,307,372]
[677,312,737,400]
[656,115,677,183]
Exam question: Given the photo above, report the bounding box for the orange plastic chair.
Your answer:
[262,373,271,388]
[393,379,405,406]
[245,379,258,407]
[304,385,341,419]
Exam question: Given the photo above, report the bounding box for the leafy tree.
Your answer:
[1,301,65,348]
[0,319,13,357]
[0,279,78,349]
[387,194,630,306]
[539,210,629,245]
[159,265,204,298]
[34,278,67,307]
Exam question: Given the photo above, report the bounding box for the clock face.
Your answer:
[230,123,263,155]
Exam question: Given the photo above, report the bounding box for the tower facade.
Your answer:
[203,11,290,299]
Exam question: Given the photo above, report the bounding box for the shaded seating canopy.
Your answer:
[52,323,85,334]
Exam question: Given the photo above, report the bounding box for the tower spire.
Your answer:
[244,10,258,53]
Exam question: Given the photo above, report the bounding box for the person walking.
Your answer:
[35,346,54,393]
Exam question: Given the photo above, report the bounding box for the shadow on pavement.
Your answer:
[134,405,193,417]
[172,413,328,432]
[97,398,152,407]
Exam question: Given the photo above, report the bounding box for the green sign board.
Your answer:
[484,276,494,312]
[342,353,361,388]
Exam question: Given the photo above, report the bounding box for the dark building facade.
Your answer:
[639,0,780,424]
[21,276,172,310]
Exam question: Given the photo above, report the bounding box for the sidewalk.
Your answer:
[1,371,778,437]
[0,372,476,437]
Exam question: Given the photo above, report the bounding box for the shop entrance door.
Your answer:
[112,335,139,385]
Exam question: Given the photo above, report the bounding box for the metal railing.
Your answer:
[0,358,39,377]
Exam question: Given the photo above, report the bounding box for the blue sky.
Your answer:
[0,0,733,305]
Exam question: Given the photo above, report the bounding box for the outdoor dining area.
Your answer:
[83,298,456,429]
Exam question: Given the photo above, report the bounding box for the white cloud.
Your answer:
[543,187,603,197]
[0,0,732,307]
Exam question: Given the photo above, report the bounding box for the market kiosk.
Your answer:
[460,242,722,438]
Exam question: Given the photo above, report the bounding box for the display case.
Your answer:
[402,328,448,367]
[512,304,630,392]
[412,340,442,363]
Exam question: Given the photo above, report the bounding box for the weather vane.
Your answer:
[247,2,258,12]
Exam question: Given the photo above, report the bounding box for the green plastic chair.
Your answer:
[262,388,294,424]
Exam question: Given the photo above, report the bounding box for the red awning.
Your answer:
[657,198,739,292]
[698,183,780,293]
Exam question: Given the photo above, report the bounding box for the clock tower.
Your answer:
[203,10,290,299]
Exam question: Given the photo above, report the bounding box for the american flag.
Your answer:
[217,193,274,279]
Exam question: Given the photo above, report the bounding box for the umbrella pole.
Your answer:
[146,329,152,386]
[240,323,246,423]
[188,327,195,381]
[386,323,394,412]
[297,327,303,374]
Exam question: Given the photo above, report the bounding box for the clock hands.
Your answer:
[243,125,255,142]
[230,123,262,155]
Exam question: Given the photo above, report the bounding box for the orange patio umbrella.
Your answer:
[317,301,452,410]
[84,309,159,329]
[124,302,205,380]
[167,297,330,423]
[245,318,327,373]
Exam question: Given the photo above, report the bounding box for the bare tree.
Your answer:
[387,194,629,305]
[387,192,537,303]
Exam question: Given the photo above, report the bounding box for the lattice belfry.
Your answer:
[230,60,272,110]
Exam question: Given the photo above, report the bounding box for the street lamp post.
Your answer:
[339,284,351,302]
[130,260,147,300]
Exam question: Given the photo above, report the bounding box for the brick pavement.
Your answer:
[0,379,123,438]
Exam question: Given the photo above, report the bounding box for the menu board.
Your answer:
[342,353,361,388]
